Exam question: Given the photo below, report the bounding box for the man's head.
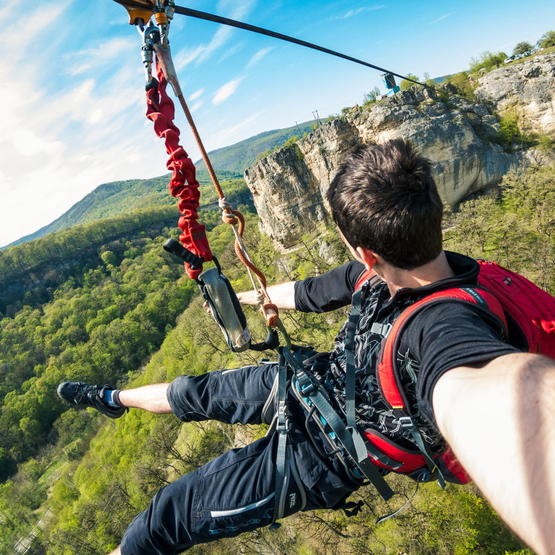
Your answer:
[326,139,443,270]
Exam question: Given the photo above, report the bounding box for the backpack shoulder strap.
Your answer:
[354,268,378,292]
[377,287,507,411]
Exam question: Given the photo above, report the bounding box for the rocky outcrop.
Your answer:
[475,52,555,138]
[245,53,555,251]
[245,118,359,247]
[245,89,520,249]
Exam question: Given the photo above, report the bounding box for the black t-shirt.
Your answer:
[294,253,520,448]
[294,260,366,313]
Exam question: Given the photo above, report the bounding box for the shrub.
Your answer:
[469,51,507,73]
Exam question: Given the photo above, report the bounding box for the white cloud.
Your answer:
[430,13,452,24]
[64,37,136,76]
[174,0,257,69]
[337,5,385,20]
[212,78,244,105]
[196,26,234,64]
[189,88,205,101]
[247,47,272,68]
[211,111,264,146]
[0,6,164,247]
[0,2,70,53]
[174,45,206,70]
[191,100,204,113]
[218,0,257,21]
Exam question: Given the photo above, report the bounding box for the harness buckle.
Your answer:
[276,402,290,433]
[295,371,317,396]
[398,415,414,429]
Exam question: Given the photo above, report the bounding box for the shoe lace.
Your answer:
[75,384,99,405]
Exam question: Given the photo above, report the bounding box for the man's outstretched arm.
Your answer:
[236,281,296,309]
[433,353,555,555]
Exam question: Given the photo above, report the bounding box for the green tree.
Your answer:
[537,30,555,49]
[363,86,381,105]
[513,41,534,57]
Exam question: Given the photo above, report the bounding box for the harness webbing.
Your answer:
[273,348,291,521]
[344,282,446,486]
[278,348,394,503]
[344,289,362,429]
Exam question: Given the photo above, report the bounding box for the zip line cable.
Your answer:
[113,0,430,89]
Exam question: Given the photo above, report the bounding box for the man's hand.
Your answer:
[433,353,555,555]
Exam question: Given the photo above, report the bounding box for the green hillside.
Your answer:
[0,206,179,316]
[195,120,315,181]
[6,120,315,249]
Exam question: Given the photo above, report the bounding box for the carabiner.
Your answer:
[138,19,160,82]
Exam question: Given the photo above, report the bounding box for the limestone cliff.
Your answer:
[245,52,554,250]
[475,52,555,139]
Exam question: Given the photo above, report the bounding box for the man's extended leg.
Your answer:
[118,383,172,413]
[57,363,279,425]
[57,382,172,417]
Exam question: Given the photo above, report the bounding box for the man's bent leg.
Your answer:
[167,363,278,425]
[119,423,358,555]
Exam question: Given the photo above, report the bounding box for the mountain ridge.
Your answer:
[4,120,315,249]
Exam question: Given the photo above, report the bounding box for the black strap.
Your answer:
[291,362,394,501]
[273,348,290,521]
[344,289,362,429]
[394,410,446,488]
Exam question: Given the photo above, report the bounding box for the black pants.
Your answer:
[120,364,361,554]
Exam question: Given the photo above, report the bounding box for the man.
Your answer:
[57,139,555,555]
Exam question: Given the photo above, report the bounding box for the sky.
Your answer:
[1,0,554,247]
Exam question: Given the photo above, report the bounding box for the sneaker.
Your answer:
[57,381,127,419]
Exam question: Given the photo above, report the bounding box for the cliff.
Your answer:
[244,52,555,250]
[475,51,555,138]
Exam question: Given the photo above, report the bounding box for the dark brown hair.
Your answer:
[327,139,443,269]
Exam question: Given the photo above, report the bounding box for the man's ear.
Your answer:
[356,246,379,270]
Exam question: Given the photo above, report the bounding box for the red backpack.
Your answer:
[355,260,555,484]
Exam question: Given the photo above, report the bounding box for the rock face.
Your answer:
[475,52,555,139]
[245,90,519,249]
[245,52,555,250]
[245,118,359,248]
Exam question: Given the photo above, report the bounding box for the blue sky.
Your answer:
[1,0,554,247]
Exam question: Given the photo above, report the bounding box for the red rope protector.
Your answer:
[145,63,212,279]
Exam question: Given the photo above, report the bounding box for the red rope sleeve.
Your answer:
[145,64,212,279]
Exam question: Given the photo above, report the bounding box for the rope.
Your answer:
[113,0,431,89]
[151,42,282,329]
[145,64,212,279]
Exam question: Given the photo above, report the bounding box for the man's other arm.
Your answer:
[236,281,297,309]
[433,353,555,555]
[237,261,366,313]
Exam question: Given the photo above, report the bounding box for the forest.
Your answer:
[0,159,553,554]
